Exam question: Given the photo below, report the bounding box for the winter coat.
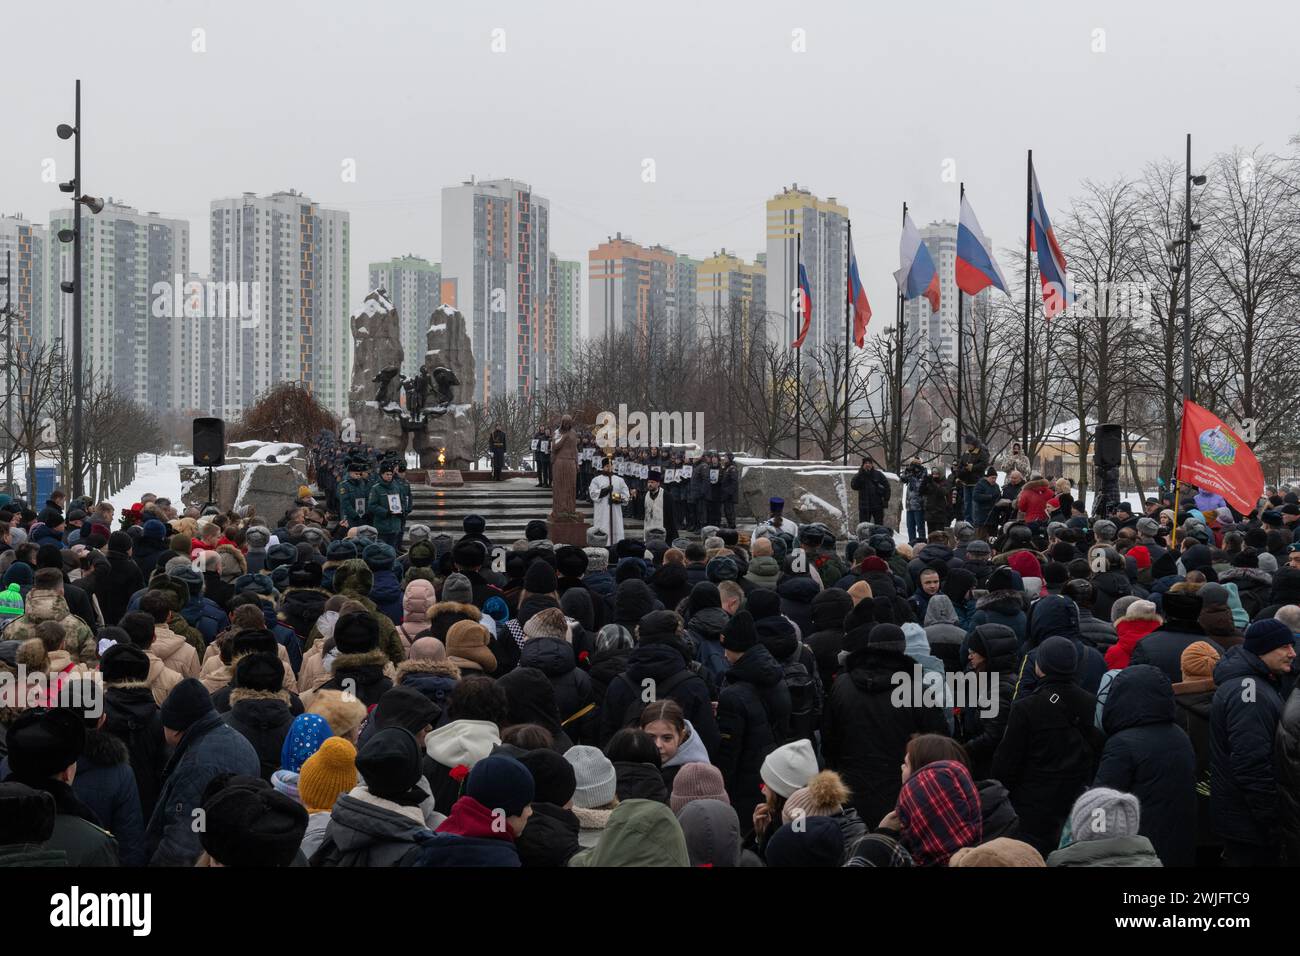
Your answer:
[132,537,170,580]
[978,778,1020,840]
[1046,836,1162,867]
[95,550,144,628]
[901,465,929,512]
[1096,665,1197,866]
[958,625,1019,779]
[421,719,502,816]
[369,568,404,626]
[101,682,167,818]
[1209,647,1286,847]
[649,563,691,611]
[777,575,820,639]
[923,594,968,673]
[224,689,295,781]
[280,587,329,642]
[395,658,460,713]
[404,796,520,867]
[1076,608,1117,651]
[311,785,430,866]
[1014,596,1107,700]
[302,649,393,709]
[72,730,146,866]
[716,643,791,826]
[1012,480,1051,523]
[614,760,669,803]
[519,637,596,737]
[1104,613,1162,670]
[1277,687,1300,865]
[1091,571,1134,623]
[514,801,581,867]
[180,593,227,647]
[851,467,890,520]
[683,605,730,689]
[992,675,1103,855]
[822,645,947,827]
[1128,592,1206,683]
[5,591,97,664]
[568,799,690,867]
[0,775,118,866]
[956,444,990,486]
[971,590,1027,646]
[329,561,406,665]
[804,588,853,687]
[967,478,999,529]
[923,477,953,528]
[1219,567,1272,620]
[150,625,201,678]
[146,710,261,866]
[365,479,406,535]
[599,640,719,758]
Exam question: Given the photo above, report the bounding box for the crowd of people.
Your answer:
[0,450,1297,869]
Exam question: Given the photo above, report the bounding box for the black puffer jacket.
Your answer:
[1091,571,1133,622]
[992,674,1103,855]
[822,645,947,827]
[101,681,167,818]
[1096,665,1197,866]
[716,643,791,828]
[1129,590,1205,683]
[587,645,631,708]
[804,588,853,687]
[649,562,691,612]
[958,625,1019,779]
[1209,647,1285,848]
[280,587,330,640]
[977,777,1019,840]
[223,690,295,781]
[1014,596,1107,700]
[1075,607,1117,651]
[518,637,595,741]
[598,640,719,758]
[776,575,820,639]
[1277,686,1300,866]
[514,801,581,867]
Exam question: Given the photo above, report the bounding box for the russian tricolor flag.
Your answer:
[894,212,940,314]
[847,235,871,347]
[955,194,1008,296]
[1031,166,1074,319]
[792,260,813,348]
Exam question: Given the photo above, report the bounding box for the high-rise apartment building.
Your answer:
[368,254,440,376]
[766,184,848,352]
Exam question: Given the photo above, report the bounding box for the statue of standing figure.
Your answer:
[550,416,578,518]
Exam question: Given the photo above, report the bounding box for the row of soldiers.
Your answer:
[332,453,415,549]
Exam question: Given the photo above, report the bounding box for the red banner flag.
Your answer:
[1176,399,1264,515]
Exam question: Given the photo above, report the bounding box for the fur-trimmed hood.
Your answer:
[229,686,292,707]
[396,658,461,682]
[976,589,1024,612]
[331,648,390,672]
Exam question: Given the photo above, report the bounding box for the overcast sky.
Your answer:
[6,0,1298,337]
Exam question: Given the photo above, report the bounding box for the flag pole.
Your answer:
[895,203,906,472]
[795,230,802,461]
[1170,398,1186,548]
[956,182,965,467]
[1023,150,1033,456]
[843,220,851,465]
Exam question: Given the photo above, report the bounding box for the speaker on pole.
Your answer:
[193,417,226,466]
[1094,423,1123,470]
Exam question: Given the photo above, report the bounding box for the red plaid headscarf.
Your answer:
[897,759,982,866]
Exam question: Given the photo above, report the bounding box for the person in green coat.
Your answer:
[366,461,405,550]
[395,463,414,549]
[338,458,372,530]
[1046,788,1162,867]
[568,799,689,867]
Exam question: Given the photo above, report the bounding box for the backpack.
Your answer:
[782,654,822,743]
[616,668,695,729]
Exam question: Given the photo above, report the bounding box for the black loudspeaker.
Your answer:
[193,417,226,466]
[1094,423,1123,469]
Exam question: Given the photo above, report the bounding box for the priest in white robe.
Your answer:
[589,457,630,544]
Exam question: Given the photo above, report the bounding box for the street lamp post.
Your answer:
[56,80,103,499]
[1182,133,1207,403]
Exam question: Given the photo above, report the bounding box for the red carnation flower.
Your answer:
[449,764,470,782]
[578,650,590,663]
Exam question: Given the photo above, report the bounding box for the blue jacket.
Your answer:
[261,602,304,674]
[73,732,147,867]
[1209,647,1286,847]
[181,594,228,646]
[407,830,521,867]
[1096,664,1197,866]
[581,570,616,600]
[1013,595,1107,700]
[369,569,403,626]
[146,710,260,866]
[972,479,1002,528]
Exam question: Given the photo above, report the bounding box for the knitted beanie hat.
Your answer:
[1070,787,1140,842]
[563,745,617,809]
[1179,641,1221,682]
[669,761,729,814]
[298,737,358,813]
[782,770,850,822]
[759,739,819,799]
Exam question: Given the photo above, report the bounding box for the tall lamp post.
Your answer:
[1181,133,1207,403]
[56,80,104,499]
[0,251,12,492]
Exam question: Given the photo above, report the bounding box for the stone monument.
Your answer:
[347,291,477,474]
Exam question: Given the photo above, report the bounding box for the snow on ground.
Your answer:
[108,454,189,513]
